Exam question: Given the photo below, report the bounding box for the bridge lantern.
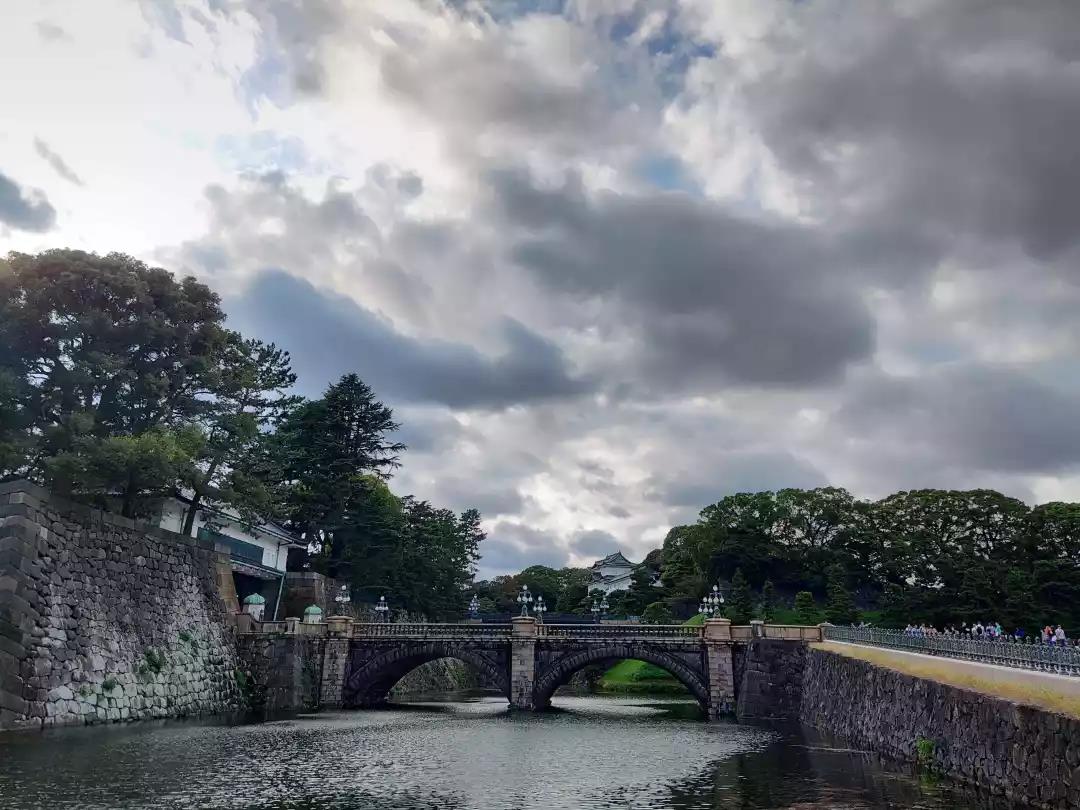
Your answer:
[242,592,266,622]
[303,604,324,624]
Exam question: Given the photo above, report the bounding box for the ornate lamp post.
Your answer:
[517,584,533,617]
[375,594,390,623]
[469,594,480,619]
[591,594,610,622]
[700,583,725,618]
[334,584,351,612]
[535,594,547,623]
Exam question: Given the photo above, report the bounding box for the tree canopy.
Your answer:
[0,249,484,619]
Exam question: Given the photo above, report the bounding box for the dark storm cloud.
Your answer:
[434,477,525,518]
[741,0,1080,265]
[649,450,827,510]
[492,169,874,387]
[480,523,569,575]
[34,138,84,186]
[227,270,591,409]
[570,529,619,559]
[835,365,1080,475]
[0,171,56,232]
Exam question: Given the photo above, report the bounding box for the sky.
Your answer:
[3,0,1080,579]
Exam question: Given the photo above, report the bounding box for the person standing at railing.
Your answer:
[972,621,985,638]
[1055,626,1067,646]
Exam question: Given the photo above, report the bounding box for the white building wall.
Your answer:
[156,500,292,573]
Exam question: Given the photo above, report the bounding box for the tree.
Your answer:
[623,562,663,616]
[273,374,405,574]
[554,568,591,613]
[760,579,777,622]
[824,564,858,624]
[0,368,31,479]
[641,602,673,624]
[794,591,819,625]
[181,334,300,535]
[0,249,228,514]
[725,568,753,625]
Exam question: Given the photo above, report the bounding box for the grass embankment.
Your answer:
[595,616,700,695]
[596,659,690,695]
[816,641,1080,719]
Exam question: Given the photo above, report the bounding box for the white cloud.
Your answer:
[8,0,1080,576]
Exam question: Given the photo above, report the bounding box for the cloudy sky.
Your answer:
[4,0,1080,577]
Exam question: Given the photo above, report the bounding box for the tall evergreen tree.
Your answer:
[794,591,819,625]
[726,568,753,624]
[824,563,858,624]
[760,579,777,622]
[272,373,405,574]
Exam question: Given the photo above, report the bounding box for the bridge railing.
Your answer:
[351,622,514,639]
[537,624,703,640]
[823,625,1080,676]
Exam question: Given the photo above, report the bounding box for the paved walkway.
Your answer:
[816,640,1080,718]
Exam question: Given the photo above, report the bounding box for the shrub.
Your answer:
[915,737,936,770]
[137,647,167,676]
[641,602,674,625]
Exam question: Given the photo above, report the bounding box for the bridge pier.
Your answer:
[703,618,736,719]
[319,623,352,709]
[509,616,538,710]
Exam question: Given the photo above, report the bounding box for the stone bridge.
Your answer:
[239,617,822,721]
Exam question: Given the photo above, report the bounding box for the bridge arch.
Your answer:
[342,641,510,708]
[532,643,709,712]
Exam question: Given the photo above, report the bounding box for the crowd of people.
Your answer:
[901,622,1077,645]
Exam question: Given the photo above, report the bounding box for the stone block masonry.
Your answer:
[801,647,1080,809]
[0,480,245,730]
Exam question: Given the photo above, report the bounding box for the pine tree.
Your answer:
[760,579,777,622]
[726,568,753,624]
[794,591,819,625]
[825,563,858,625]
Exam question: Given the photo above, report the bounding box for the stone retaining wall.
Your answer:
[0,481,245,730]
[736,638,808,721]
[800,647,1080,809]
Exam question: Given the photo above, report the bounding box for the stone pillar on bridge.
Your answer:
[510,616,538,710]
[319,617,352,709]
[704,618,736,719]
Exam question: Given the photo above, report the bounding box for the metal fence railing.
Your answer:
[823,625,1080,676]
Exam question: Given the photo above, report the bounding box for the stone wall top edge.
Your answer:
[809,647,1080,727]
[0,479,221,554]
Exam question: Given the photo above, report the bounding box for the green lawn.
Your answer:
[596,659,689,695]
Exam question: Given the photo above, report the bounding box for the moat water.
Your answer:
[0,693,1021,809]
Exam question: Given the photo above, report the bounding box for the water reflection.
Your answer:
[0,694,1021,810]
